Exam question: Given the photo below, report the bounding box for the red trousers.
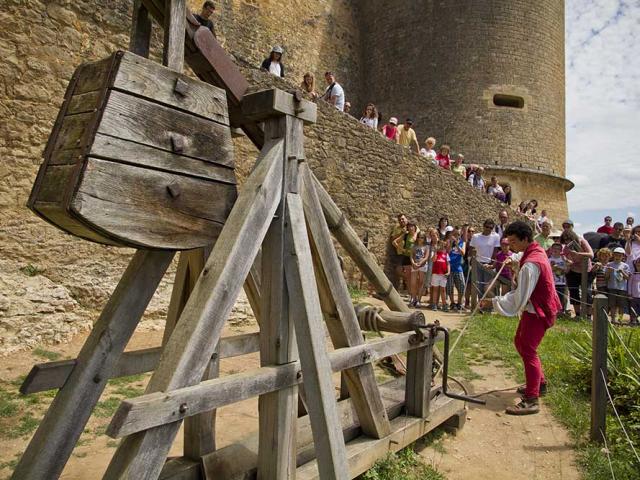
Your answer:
[514,311,552,398]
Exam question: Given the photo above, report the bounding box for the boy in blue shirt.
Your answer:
[447,231,466,311]
[605,247,631,322]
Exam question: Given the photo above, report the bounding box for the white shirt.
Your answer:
[468,173,485,191]
[492,253,540,316]
[324,82,345,111]
[360,116,378,129]
[469,232,500,264]
[268,61,282,77]
[419,148,437,164]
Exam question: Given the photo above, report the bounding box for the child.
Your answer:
[493,238,513,295]
[446,231,466,310]
[605,247,631,323]
[430,240,450,311]
[628,257,640,325]
[548,242,571,314]
[409,233,429,307]
[592,248,612,297]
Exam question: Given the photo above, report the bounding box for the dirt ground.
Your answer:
[0,300,581,480]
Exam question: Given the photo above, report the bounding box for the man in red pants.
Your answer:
[482,221,561,415]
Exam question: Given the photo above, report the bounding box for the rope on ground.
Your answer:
[600,428,617,480]
[600,368,640,465]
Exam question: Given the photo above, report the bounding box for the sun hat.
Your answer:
[389,117,398,125]
[445,226,454,232]
[613,247,625,254]
[271,45,284,54]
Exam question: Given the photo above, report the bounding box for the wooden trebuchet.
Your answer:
[354,305,425,334]
[11,250,175,480]
[102,138,284,480]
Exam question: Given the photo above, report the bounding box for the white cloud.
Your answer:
[565,0,640,213]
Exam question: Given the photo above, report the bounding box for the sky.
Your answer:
[565,0,640,234]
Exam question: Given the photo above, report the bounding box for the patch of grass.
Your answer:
[106,439,119,448]
[348,285,367,303]
[94,397,121,418]
[20,264,45,277]
[33,347,62,361]
[107,374,145,387]
[9,413,40,438]
[359,447,445,480]
[0,454,20,474]
[73,451,88,458]
[459,314,640,480]
[0,388,19,418]
[112,384,144,398]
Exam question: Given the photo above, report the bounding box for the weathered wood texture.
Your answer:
[28,50,236,250]
[107,331,433,438]
[301,164,390,439]
[242,89,317,125]
[257,115,299,479]
[21,332,260,395]
[163,0,186,72]
[284,193,349,480]
[102,139,283,480]
[354,306,425,334]
[405,337,434,418]
[11,250,174,480]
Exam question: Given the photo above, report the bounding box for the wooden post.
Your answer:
[163,0,186,72]
[405,334,434,418]
[102,139,284,480]
[11,250,174,480]
[284,193,349,480]
[590,294,608,443]
[580,257,589,318]
[257,114,301,479]
[130,0,152,57]
[470,257,479,311]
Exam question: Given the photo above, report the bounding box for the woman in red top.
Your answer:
[434,144,451,170]
[381,117,399,142]
[429,240,450,311]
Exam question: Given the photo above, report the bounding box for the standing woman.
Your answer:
[300,72,318,99]
[392,222,418,292]
[503,184,512,206]
[625,225,640,266]
[359,103,378,129]
[561,230,594,319]
[438,217,449,239]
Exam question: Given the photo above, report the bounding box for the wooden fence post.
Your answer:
[470,257,479,311]
[580,257,589,318]
[590,294,608,443]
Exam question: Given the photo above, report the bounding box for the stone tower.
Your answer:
[358,0,572,221]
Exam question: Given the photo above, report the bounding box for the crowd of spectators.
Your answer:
[388,212,640,325]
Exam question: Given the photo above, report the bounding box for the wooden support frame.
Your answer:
[11,250,175,480]
[130,0,152,57]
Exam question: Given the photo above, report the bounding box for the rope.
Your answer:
[600,368,640,464]
[600,428,617,480]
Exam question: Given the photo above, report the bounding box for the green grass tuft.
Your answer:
[359,447,446,480]
[33,348,62,361]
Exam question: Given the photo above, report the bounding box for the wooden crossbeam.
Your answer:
[102,139,284,480]
[11,250,175,480]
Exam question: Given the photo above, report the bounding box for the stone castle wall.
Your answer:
[0,0,539,354]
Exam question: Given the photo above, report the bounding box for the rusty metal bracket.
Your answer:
[174,77,189,96]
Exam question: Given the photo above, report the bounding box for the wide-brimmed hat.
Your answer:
[389,117,398,125]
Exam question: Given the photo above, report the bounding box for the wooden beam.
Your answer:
[301,164,390,439]
[130,0,152,57]
[284,193,349,480]
[102,139,284,480]
[106,329,435,439]
[354,306,425,334]
[163,0,186,72]
[310,174,408,314]
[405,336,434,418]
[257,116,300,480]
[11,250,175,480]
[242,89,317,125]
[20,332,260,395]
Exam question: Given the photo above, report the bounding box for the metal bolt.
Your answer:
[179,403,188,414]
[93,375,101,383]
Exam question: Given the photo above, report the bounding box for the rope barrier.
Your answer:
[600,368,640,465]
[600,428,617,480]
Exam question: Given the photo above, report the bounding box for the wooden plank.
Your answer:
[130,0,152,58]
[163,0,186,72]
[590,294,608,443]
[102,138,284,480]
[98,91,234,167]
[297,395,465,480]
[20,332,261,395]
[114,52,229,124]
[107,331,433,438]
[257,117,298,480]
[300,164,390,439]
[184,357,219,459]
[242,89,317,125]
[74,57,113,95]
[47,148,82,166]
[72,157,236,250]
[284,193,349,480]
[355,307,426,334]
[32,164,74,203]
[30,202,122,246]
[158,457,201,480]
[11,250,174,480]
[66,91,102,115]
[49,112,94,154]
[310,174,408,314]
[243,261,262,325]
[87,134,236,183]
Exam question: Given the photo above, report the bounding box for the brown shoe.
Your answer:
[516,382,547,396]
[505,397,540,415]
